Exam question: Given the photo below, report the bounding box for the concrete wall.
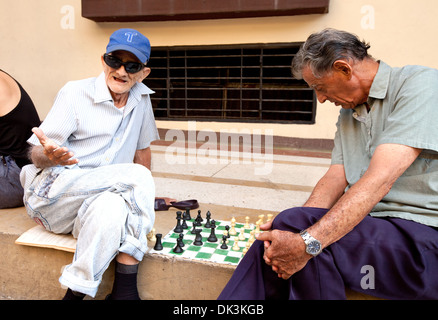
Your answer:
[1,0,437,142]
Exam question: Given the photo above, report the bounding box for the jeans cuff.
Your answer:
[119,234,147,262]
[59,267,101,298]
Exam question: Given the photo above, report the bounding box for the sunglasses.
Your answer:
[103,53,146,74]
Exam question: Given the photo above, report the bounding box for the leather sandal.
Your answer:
[154,198,199,211]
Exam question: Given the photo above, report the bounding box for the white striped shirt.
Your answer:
[21,72,159,189]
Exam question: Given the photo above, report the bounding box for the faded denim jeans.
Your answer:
[0,155,24,209]
[22,163,155,297]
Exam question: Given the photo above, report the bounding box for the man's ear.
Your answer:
[139,67,151,82]
[333,60,352,79]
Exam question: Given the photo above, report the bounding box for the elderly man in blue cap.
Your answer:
[20,29,159,300]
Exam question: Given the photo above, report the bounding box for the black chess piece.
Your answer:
[193,216,201,227]
[185,208,191,220]
[173,238,183,253]
[194,210,202,226]
[182,214,188,229]
[154,233,163,251]
[193,229,203,246]
[207,220,217,242]
[179,233,185,247]
[196,210,203,222]
[190,222,198,234]
[220,235,228,249]
[174,211,183,233]
[204,211,212,228]
[225,225,231,238]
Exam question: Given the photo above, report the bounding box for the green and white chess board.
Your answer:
[148,218,257,266]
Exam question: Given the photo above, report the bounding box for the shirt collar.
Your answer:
[94,72,155,104]
[368,60,391,100]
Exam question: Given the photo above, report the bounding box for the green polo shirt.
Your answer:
[331,61,438,227]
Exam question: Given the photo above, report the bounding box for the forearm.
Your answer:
[134,147,151,170]
[28,128,78,168]
[307,171,389,249]
[307,144,422,249]
[303,164,347,209]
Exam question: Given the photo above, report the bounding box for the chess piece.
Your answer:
[243,241,251,255]
[173,238,183,253]
[185,208,191,220]
[244,216,250,229]
[229,217,237,235]
[182,213,188,229]
[204,211,212,228]
[238,228,246,241]
[248,230,255,244]
[174,212,183,233]
[147,228,156,241]
[190,222,198,234]
[193,229,203,246]
[207,220,217,242]
[232,237,240,251]
[153,233,163,251]
[255,220,260,234]
[224,225,231,238]
[194,210,203,226]
[179,233,185,247]
[258,214,265,225]
[267,214,273,222]
[220,235,228,249]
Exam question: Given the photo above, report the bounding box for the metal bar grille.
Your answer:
[144,43,316,123]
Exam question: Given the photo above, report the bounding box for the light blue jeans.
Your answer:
[22,163,155,297]
[0,155,24,209]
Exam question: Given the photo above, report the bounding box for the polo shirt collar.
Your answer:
[368,60,391,100]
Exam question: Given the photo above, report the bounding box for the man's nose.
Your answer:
[315,92,327,103]
[115,65,129,75]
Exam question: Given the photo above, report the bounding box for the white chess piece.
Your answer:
[147,228,156,241]
[232,237,240,251]
[244,216,250,229]
[229,217,237,235]
[238,228,246,241]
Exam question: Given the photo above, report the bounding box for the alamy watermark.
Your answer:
[60,5,75,30]
[360,265,375,290]
[164,122,274,175]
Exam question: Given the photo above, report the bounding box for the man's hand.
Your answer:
[31,127,78,167]
[256,221,311,280]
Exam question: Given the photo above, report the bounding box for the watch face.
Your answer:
[307,240,321,255]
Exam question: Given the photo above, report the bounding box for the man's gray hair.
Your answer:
[291,28,372,79]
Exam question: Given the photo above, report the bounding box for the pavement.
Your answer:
[0,139,378,300]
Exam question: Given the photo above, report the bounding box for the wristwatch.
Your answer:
[299,230,322,257]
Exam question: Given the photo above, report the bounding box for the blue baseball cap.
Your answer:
[106,28,151,63]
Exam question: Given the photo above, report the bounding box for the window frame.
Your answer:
[144,43,316,124]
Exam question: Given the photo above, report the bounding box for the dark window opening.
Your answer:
[144,43,316,124]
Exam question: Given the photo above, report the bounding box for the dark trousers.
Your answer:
[218,207,438,300]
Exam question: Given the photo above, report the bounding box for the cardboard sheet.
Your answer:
[15,225,76,253]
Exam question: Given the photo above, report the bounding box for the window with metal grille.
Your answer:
[144,43,316,123]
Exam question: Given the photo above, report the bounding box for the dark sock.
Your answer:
[109,262,140,300]
[62,288,85,300]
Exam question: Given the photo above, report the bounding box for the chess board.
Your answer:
[148,218,256,266]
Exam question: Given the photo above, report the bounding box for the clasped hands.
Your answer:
[256,220,312,280]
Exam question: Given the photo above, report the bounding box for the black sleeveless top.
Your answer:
[0,70,41,168]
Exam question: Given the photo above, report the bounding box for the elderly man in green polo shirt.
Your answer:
[218,28,438,300]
